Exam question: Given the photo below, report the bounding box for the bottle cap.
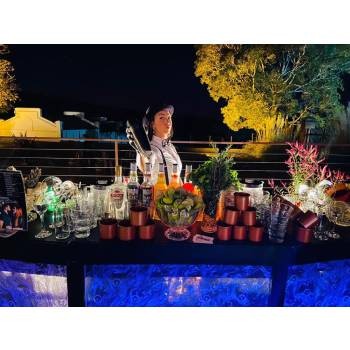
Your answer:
[130,163,137,172]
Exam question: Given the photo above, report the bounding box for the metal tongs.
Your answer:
[126,119,153,160]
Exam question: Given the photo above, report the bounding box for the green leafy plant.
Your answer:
[189,145,241,216]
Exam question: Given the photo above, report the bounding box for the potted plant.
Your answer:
[190,145,241,233]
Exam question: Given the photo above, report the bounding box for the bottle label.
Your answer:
[141,187,152,207]
[110,189,124,209]
[111,189,124,201]
[127,188,139,207]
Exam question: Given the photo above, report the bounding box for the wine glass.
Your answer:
[33,200,52,239]
[325,201,350,239]
[313,203,330,241]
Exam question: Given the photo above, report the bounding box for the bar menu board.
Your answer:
[0,170,27,237]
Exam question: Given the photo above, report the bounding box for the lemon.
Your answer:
[163,196,173,205]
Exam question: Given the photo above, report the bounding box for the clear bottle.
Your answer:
[139,162,153,208]
[107,165,127,220]
[127,162,140,210]
[169,163,181,189]
[182,164,194,192]
[153,163,168,219]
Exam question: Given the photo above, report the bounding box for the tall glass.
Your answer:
[268,198,294,243]
[62,207,74,237]
[55,206,70,240]
[92,185,108,221]
[33,200,52,239]
[75,186,97,227]
[256,191,271,229]
[71,208,91,238]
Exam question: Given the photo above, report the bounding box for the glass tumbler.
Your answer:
[71,208,91,238]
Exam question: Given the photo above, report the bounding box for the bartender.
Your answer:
[129,103,182,185]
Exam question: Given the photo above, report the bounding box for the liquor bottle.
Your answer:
[152,163,168,219]
[43,184,55,229]
[106,165,127,220]
[45,184,57,212]
[127,162,140,210]
[169,163,181,189]
[182,164,194,192]
[139,162,153,208]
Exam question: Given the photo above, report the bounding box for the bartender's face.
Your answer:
[152,108,173,139]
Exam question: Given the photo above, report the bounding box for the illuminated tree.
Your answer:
[194,45,350,142]
[0,45,18,113]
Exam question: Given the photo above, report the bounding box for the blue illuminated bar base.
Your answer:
[1,223,350,306]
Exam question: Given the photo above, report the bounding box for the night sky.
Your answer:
[8,45,221,117]
[6,44,350,140]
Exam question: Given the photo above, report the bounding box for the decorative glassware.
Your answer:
[159,207,202,241]
[268,197,294,243]
[156,188,204,241]
[325,200,350,239]
[255,191,271,230]
[33,200,51,239]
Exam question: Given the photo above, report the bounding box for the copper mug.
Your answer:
[216,221,232,241]
[223,206,240,225]
[233,225,247,240]
[297,210,319,229]
[242,207,256,226]
[138,220,156,240]
[130,206,148,226]
[99,218,118,240]
[118,220,136,241]
[248,224,264,242]
[234,192,250,211]
[296,226,314,243]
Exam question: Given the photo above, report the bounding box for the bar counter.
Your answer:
[0,220,349,307]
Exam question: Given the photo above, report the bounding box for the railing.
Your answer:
[0,136,350,187]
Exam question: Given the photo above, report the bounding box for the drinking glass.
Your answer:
[310,202,329,240]
[325,201,349,239]
[55,206,70,240]
[33,200,52,239]
[313,214,331,240]
[77,197,97,228]
[256,191,271,229]
[71,208,91,238]
[268,198,294,243]
[92,185,108,221]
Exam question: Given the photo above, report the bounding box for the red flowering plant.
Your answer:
[269,142,349,204]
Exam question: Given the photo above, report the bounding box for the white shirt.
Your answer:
[136,135,182,185]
